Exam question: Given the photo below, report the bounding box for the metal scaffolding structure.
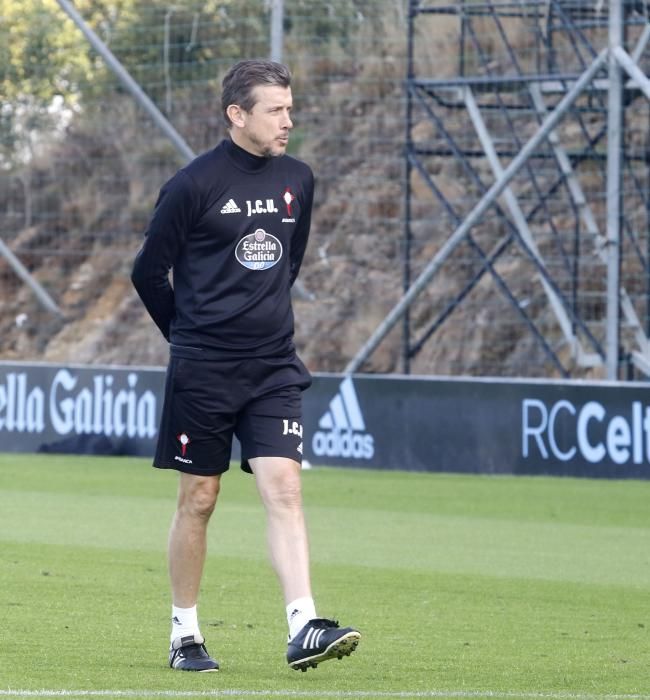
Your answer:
[348,0,650,379]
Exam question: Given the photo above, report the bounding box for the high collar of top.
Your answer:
[224,137,273,173]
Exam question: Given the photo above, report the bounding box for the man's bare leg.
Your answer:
[169,472,221,608]
[167,472,221,672]
[250,456,360,671]
[249,456,312,605]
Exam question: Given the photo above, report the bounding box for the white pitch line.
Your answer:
[2,691,650,700]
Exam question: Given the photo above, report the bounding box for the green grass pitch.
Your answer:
[0,453,649,699]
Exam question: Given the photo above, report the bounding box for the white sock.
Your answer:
[286,597,317,640]
[170,604,201,644]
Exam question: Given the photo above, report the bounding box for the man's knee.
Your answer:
[270,475,302,511]
[252,457,303,511]
[178,474,221,520]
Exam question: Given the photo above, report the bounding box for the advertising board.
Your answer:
[2,361,649,479]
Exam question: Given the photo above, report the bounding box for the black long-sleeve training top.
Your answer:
[131,138,314,359]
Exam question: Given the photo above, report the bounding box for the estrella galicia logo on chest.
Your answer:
[235,228,283,270]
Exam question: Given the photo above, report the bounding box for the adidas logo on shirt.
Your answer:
[220,198,241,214]
[312,377,375,460]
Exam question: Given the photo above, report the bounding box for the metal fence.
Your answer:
[1,1,649,380]
[348,1,650,380]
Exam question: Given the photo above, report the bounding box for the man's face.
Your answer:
[232,84,293,158]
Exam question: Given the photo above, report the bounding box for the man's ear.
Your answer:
[226,104,246,128]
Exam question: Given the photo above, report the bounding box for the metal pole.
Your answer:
[605,0,623,380]
[403,1,417,374]
[270,0,284,63]
[0,238,62,316]
[613,46,650,102]
[345,49,607,374]
[55,0,195,164]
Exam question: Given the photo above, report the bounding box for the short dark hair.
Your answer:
[221,59,292,129]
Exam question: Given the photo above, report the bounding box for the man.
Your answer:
[131,59,360,673]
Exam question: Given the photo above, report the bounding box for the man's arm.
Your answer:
[131,170,197,340]
[289,169,315,287]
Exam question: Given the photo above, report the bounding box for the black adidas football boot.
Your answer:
[287,618,360,671]
[169,634,219,672]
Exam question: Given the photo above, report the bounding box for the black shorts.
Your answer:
[154,353,312,476]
